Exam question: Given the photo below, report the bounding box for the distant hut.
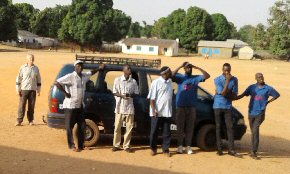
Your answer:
[198,40,234,58]
[238,46,254,60]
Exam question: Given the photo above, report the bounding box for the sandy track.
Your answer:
[0,45,289,174]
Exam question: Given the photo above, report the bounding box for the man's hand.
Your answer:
[99,64,105,70]
[18,91,22,97]
[65,92,71,98]
[37,91,40,96]
[152,110,158,117]
[225,73,232,81]
[182,62,189,67]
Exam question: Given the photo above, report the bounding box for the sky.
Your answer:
[12,0,278,28]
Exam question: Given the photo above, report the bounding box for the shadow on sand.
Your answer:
[0,49,23,52]
[0,145,184,174]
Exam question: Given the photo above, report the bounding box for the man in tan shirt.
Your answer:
[112,65,139,153]
[15,54,41,126]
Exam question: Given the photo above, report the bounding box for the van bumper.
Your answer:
[47,112,65,129]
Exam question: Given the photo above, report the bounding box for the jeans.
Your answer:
[64,108,86,149]
[249,113,265,153]
[214,109,235,151]
[150,117,171,152]
[176,107,196,146]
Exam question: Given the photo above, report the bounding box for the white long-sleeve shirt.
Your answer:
[16,64,41,92]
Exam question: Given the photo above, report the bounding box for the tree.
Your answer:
[31,5,69,38]
[253,23,269,50]
[164,9,186,40]
[0,0,17,41]
[180,6,213,52]
[228,22,240,39]
[102,9,131,42]
[58,0,113,47]
[268,0,290,57]
[14,3,38,31]
[141,21,153,38]
[128,22,142,37]
[238,25,256,46]
[211,13,231,41]
[151,17,167,38]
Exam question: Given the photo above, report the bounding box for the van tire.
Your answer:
[196,124,216,151]
[73,119,100,147]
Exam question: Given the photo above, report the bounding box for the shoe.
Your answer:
[71,147,80,152]
[186,146,193,154]
[125,148,133,153]
[250,152,260,160]
[29,121,34,126]
[216,150,223,156]
[228,151,242,158]
[163,151,171,157]
[112,147,122,152]
[151,149,157,156]
[79,147,90,151]
[15,122,21,126]
[177,146,183,154]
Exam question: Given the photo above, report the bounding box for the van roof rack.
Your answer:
[76,54,161,68]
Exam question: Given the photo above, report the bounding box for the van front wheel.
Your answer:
[73,119,100,147]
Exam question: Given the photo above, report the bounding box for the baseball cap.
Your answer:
[74,60,83,66]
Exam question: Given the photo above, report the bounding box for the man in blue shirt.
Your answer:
[172,62,210,154]
[213,63,240,157]
[235,73,280,159]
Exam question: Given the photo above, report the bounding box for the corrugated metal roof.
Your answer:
[226,39,249,47]
[18,30,38,37]
[123,38,177,47]
[198,40,234,48]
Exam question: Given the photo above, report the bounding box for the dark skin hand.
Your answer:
[172,62,210,81]
[114,65,138,99]
[219,65,235,97]
[150,100,158,117]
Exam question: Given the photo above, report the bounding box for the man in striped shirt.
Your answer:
[147,66,173,157]
[16,54,41,126]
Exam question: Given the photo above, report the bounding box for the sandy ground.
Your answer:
[0,44,289,174]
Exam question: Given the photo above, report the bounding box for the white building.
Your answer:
[18,30,38,43]
[238,46,254,60]
[35,37,58,47]
[122,38,179,57]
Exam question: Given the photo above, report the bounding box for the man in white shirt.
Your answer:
[147,66,173,157]
[16,54,41,126]
[112,65,139,153]
[56,60,104,152]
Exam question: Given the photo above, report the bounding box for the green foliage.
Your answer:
[151,17,167,38]
[211,13,231,41]
[0,0,17,41]
[102,9,131,42]
[14,3,38,31]
[180,6,213,52]
[164,9,186,40]
[31,5,69,38]
[253,23,269,50]
[238,25,256,46]
[128,22,142,38]
[268,0,290,57]
[228,22,240,39]
[58,0,114,47]
[141,21,153,38]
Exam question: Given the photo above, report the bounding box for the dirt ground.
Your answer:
[0,44,289,174]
